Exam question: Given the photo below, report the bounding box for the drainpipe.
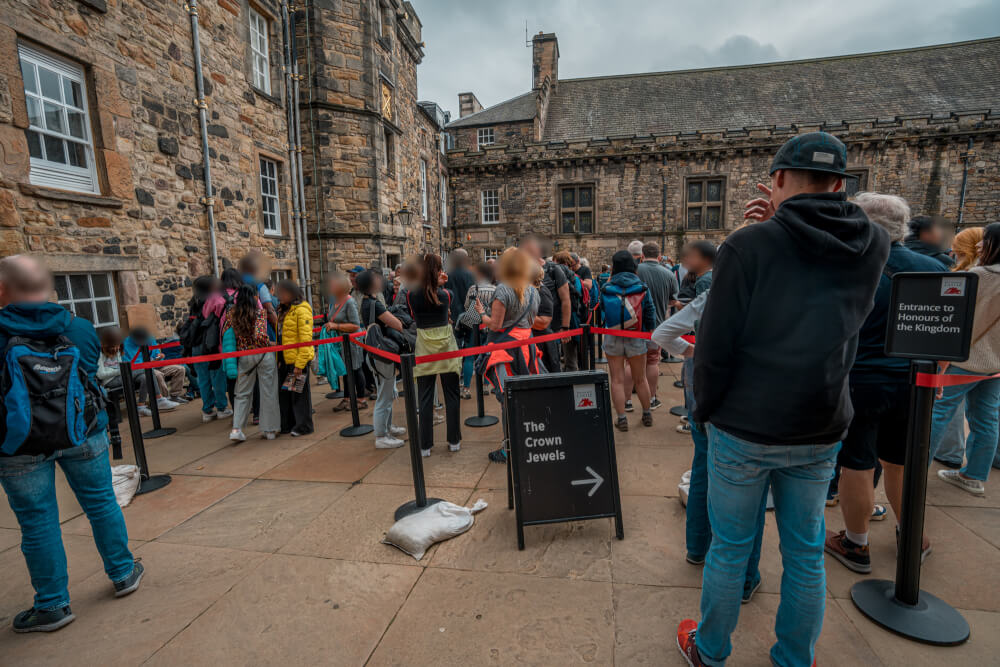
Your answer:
[368,0,384,269]
[280,1,306,289]
[956,137,974,229]
[185,0,220,277]
[290,9,312,303]
[660,180,667,255]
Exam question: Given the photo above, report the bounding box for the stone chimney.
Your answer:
[532,32,558,91]
[458,92,483,118]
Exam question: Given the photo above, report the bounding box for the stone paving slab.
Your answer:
[158,479,348,553]
[367,568,615,666]
[363,439,492,488]
[173,433,320,479]
[146,554,421,667]
[260,436,395,483]
[937,505,1000,549]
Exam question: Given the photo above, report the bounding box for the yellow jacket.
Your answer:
[280,301,315,368]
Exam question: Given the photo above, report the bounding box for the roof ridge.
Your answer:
[447,90,535,124]
[556,35,1000,85]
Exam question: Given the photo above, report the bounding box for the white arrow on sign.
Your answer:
[571,466,604,497]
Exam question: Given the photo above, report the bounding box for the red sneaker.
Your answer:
[676,619,705,666]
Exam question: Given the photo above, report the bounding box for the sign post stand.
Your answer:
[505,371,624,549]
[139,344,176,439]
[465,327,498,428]
[851,272,975,645]
[394,353,443,520]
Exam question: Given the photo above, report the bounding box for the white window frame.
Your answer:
[55,272,118,327]
[477,127,495,150]
[420,159,428,220]
[483,248,502,262]
[259,157,281,236]
[249,8,271,94]
[19,44,98,194]
[440,175,448,228]
[481,189,499,224]
[270,269,290,285]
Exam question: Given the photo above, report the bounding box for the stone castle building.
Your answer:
[0,0,446,335]
[0,3,997,336]
[445,33,1000,265]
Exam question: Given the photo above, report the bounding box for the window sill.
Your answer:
[262,232,293,241]
[19,183,123,208]
[251,86,284,108]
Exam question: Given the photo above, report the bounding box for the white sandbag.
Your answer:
[112,465,140,508]
[382,499,488,560]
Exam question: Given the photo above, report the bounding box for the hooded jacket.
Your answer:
[279,301,315,369]
[0,303,108,443]
[693,192,890,446]
[903,237,955,270]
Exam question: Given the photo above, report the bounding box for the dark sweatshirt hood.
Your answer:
[0,302,73,337]
[773,192,884,260]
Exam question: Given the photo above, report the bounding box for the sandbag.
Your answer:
[112,464,140,508]
[382,499,487,560]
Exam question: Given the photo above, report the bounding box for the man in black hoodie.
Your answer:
[676,133,889,667]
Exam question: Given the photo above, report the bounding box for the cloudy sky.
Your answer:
[411,0,999,118]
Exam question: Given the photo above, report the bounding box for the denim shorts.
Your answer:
[603,334,647,358]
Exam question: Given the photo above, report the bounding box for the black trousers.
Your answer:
[417,372,461,451]
[278,359,314,434]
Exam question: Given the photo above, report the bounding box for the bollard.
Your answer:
[465,326,498,427]
[139,344,176,439]
[583,324,595,371]
[394,353,443,520]
[119,362,171,494]
[851,360,969,645]
[338,336,374,437]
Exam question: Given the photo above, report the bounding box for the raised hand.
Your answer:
[744,183,776,221]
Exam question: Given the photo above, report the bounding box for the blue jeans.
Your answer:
[0,432,134,610]
[934,408,966,465]
[195,356,228,414]
[687,421,764,588]
[698,425,838,667]
[928,367,1000,481]
[372,359,396,438]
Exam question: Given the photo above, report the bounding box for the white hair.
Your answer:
[854,192,910,243]
[627,240,643,256]
[580,257,590,267]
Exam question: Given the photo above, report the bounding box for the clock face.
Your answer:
[381,82,393,120]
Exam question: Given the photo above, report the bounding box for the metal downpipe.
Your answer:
[290,8,312,303]
[281,1,306,288]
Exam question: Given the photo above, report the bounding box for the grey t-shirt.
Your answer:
[493,284,539,329]
[636,260,679,324]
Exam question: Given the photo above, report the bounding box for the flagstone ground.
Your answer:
[0,363,997,666]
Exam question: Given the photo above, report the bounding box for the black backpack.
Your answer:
[0,333,105,457]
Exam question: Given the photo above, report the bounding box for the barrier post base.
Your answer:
[340,424,374,437]
[595,357,607,365]
[136,474,172,495]
[142,427,177,439]
[465,414,498,427]
[669,406,685,417]
[851,579,969,645]
[394,497,444,521]
[326,390,344,399]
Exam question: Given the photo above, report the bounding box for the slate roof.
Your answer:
[447,38,1000,140]
[446,91,536,128]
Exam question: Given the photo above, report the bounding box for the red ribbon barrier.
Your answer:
[915,370,1000,388]
[591,327,652,340]
[130,340,182,363]
[132,332,364,370]
[409,328,584,365]
[350,338,402,364]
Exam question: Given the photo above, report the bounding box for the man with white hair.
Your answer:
[627,239,644,262]
[0,255,142,633]
[824,192,945,574]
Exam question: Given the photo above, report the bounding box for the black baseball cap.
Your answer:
[769,132,850,177]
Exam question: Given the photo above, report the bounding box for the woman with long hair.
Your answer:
[952,226,984,271]
[275,280,315,436]
[477,247,542,463]
[189,275,231,420]
[225,284,279,442]
[407,253,463,457]
[929,222,1000,495]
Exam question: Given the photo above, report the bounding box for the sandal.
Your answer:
[332,399,350,412]
[460,387,472,400]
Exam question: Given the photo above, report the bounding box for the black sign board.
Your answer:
[504,371,624,549]
[885,272,979,361]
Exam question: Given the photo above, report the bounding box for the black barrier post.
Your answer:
[851,359,969,645]
[583,324,594,371]
[139,345,176,439]
[338,336,374,437]
[465,326,498,428]
[595,331,607,365]
[394,353,443,520]
[118,362,171,494]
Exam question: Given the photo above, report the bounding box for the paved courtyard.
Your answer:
[0,363,997,666]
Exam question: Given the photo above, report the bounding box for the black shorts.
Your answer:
[839,381,911,469]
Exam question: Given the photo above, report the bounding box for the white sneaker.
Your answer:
[448,442,461,452]
[421,448,431,458]
[433,413,445,425]
[201,409,217,422]
[375,436,404,449]
[937,469,985,496]
[229,429,246,442]
[390,425,407,436]
[261,431,276,440]
[138,406,152,417]
[217,408,234,419]
[156,397,179,412]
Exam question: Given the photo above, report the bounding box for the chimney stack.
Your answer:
[457,92,483,118]
[532,32,558,91]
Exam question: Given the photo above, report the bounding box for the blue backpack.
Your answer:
[1,335,105,456]
[601,282,647,331]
